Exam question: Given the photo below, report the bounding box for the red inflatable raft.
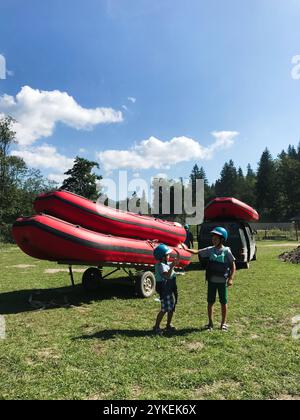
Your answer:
[205,197,259,222]
[34,191,186,246]
[12,215,191,267]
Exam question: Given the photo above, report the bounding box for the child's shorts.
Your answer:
[160,294,175,313]
[207,282,228,305]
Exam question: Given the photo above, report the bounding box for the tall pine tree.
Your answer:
[189,164,211,204]
[255,149,280,221]
[215,160,238,197]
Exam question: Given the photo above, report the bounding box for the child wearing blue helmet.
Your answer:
[153,244,180,334]
[188,227,236,331]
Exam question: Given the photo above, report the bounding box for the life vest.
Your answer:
[206,247,231,283]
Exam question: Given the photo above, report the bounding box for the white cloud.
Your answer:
[0,86,123,146]
[11,144,74,172]
[209,131,239,152]
[47,173,67,185]
[97,131,239,172]
[78,148,86,154]
[128,97,136,104]
[0,54,6,80]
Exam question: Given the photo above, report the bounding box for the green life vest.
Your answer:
[206,247,231,282]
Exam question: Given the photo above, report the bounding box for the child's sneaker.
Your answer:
[203,323,214,332]
[221,324,229,332]
[152,326,163,335]
[165,325,177,333]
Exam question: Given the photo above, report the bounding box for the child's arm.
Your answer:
[164,250,180,278]
[186,248,199,255]
[227,262,236,287]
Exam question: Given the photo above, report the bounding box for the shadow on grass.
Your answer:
[185,261,205,272]
[74,327,200,341]
[0,277,138,315]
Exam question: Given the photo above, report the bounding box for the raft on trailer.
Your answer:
[204,197,259,222]
[34,190,186,246]
[12,214,191,297]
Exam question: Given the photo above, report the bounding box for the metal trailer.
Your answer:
[58,261,157,298]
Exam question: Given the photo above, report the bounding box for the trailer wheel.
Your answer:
[82,268,102,292]
[135,271,156,298]
[237,262,249,270]
[252,247,257,261]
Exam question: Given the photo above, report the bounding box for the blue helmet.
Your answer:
[211,227,228,242]
[184,224,190,230]
[154,244,172,260]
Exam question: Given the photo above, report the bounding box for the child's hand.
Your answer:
[227,279,233,287]
[187,249,198,255]
[174,249,180,262]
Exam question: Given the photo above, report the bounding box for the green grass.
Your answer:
[0,241,300,400]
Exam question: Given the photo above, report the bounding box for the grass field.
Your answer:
[0,242,300,400]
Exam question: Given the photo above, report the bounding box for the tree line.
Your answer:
[1,116,300,242]
[190,143,300,222]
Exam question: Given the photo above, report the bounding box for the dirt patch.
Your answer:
[25,348,61,366]
[260,243,298,248]
[92,343,106,356]
[195,380,241,400]
[37,348,61,360]
[279,246,300,263]
[275,394,300,400]
[44,269,85,274]
[6,264,36,269]
[183,368,200,374]
[87,392,114,400]
[74,305,91,314]
[1,248,18,253]
[131,385,142,399]
[186,342,204,352]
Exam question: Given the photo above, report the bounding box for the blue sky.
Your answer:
[1,0,300,191]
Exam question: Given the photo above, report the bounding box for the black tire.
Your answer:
[82,268,102,292]
[135,271,156,298]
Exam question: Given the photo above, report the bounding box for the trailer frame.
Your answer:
[57,261,157,298]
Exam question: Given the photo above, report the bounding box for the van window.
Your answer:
[199,222,240,238]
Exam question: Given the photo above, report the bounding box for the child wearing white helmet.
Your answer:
[153,244,180,335]
[188,226,236,332]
